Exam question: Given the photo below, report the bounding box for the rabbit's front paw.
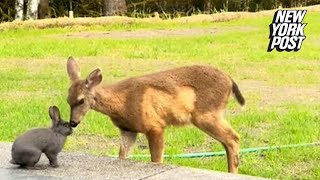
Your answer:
[50,163,59,168]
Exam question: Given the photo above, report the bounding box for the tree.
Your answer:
[29,0,39,19]
[15,0,41,20]
[0,0,15,22]
[15,0,23,20]
[38,0,49,19]
[104,0,127,16]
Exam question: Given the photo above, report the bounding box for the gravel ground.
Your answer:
[0,142,266,180]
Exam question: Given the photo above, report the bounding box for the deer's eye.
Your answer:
[77,99,85,106]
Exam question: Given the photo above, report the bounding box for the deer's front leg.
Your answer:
[119,130,137,159]
[146,128,164,163]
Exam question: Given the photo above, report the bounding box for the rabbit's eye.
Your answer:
[77,99,85,106]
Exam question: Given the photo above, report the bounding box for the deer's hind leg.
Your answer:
[192,111,240,173]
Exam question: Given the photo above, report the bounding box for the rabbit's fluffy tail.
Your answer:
[10,159,18,165]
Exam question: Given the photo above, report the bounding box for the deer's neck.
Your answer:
[92,85,124,118]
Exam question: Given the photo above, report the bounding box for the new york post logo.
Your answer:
[267,10,307,52]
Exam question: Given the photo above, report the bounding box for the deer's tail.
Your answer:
[231,80,245,106]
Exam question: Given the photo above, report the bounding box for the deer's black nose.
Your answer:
[70,121,78,128]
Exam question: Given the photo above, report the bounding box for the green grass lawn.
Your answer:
[0,10,319,179]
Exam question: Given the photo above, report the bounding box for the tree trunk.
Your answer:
[104,0,127,16]
[38,0,49,19]
[26,0,39,20]
[204,0,212,13]
[15,0,24,20]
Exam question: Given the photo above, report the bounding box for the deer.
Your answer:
[66,57,245,173]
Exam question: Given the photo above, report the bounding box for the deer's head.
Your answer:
[66,57,102,127]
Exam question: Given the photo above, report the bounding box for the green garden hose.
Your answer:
[121,142,319,159]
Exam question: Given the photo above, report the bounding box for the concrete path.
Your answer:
[0,142,266,180]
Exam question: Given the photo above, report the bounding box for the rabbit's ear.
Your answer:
[49,106,61,123]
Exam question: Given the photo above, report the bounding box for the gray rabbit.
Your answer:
[10,106,73,168]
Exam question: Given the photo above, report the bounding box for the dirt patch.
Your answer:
[2,91,55,101]
[64,28,219,39]
[184,137,220,153]
[239,80,320,106]
[67,134,119,153]
[243,122,273,137]
[284,161,314,179]
[60,26,255,39]
[67,133,154,155]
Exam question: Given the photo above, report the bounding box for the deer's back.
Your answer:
[110,65,232,131]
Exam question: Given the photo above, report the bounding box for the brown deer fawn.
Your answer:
[66,57,245,173]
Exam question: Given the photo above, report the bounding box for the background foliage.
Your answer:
[0,0,319,22]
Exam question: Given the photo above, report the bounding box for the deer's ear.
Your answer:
[86,68,102,89]
[67,56,80,82]
[49,106,61,123]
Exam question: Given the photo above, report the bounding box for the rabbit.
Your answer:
[10,106,73,169]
